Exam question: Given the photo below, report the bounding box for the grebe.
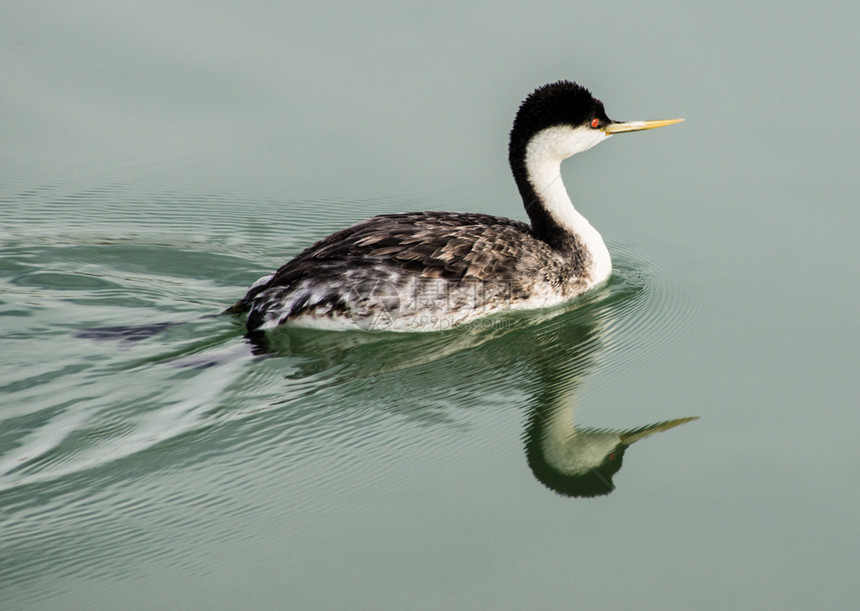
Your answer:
[227,81,682,332]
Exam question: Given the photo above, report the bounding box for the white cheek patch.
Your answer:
[526,125,607,162]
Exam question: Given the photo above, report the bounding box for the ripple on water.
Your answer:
[0,240,696,492]
[594,241,704,373]
[9,270,122,291]
[0,170,702,597]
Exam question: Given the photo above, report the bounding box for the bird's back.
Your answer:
[234,211,587,331]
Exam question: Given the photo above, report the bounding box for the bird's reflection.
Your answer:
[253,276,697,498]
[515,291,697,497]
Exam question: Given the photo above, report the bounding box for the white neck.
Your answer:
[524,125,612,284]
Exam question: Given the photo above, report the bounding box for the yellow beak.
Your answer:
[604,118,684,135]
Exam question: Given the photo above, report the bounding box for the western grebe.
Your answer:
[227,80,682,332]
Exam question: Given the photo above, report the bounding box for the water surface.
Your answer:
[2,1,859,609]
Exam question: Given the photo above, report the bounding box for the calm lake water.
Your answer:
[2,1,859,609]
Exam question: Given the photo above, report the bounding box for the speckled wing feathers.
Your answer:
[237,211,583,330]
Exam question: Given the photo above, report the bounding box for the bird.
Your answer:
[226,80,682,332]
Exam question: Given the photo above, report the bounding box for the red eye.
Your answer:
[591,118,600,128]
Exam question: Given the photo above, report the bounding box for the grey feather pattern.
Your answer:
[236,211,587,331]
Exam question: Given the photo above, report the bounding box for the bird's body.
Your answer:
[229,81,681,332]
[238,211,595,331]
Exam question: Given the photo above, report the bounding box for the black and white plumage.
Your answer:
[228,81,682,332]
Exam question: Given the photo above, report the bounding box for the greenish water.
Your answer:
[2,1,859,609]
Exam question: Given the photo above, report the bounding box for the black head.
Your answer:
[508,81,614,245]
[510,80,613,149]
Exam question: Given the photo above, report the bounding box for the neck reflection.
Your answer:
[520,302,696,497]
